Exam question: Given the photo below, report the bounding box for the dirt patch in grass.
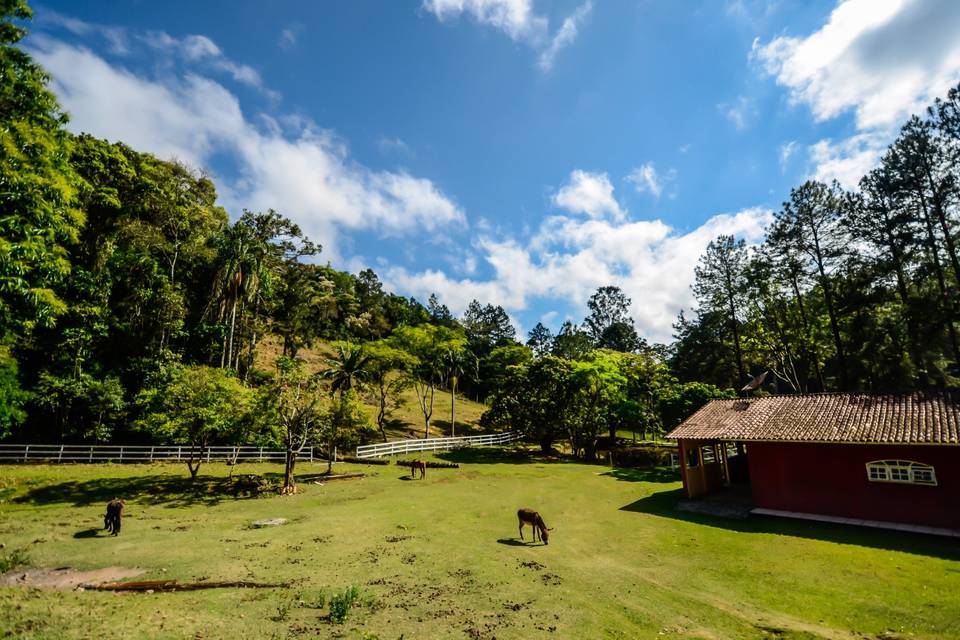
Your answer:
[0,566,144,590]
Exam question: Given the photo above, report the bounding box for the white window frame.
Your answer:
[865,460,937,486]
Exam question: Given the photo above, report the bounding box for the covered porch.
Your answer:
[677,438,750,499]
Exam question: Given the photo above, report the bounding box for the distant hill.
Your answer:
[254,335,490,441]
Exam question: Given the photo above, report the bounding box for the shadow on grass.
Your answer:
[600,467,681,483]
[496,538,535,546]
[622,488,960,560]
[436,445,564,466]
[13,473,287,508]
[72,528,102,539]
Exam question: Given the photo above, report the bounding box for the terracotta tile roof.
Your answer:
[666,392,960,444]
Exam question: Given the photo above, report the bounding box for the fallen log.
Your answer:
[82,579,289,592]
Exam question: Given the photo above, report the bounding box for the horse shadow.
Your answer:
[72,528,104,539]
[496,538,537,546]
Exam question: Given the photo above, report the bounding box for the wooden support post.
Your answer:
[720,442,731,486]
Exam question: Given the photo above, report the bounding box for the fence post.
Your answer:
[119,446,124,463]
[88,447,93,463]
[58,444,63,463]
[177,445,182,461]
[23,444,29,462]
[150,446,155,463]
[259,446,264,463]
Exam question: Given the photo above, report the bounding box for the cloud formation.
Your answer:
[552,170,625,221]
[423,0,592,71]
[383,206,772,343]
[753,0,960,185]
[29,38,465,260]
[626,162,675,199]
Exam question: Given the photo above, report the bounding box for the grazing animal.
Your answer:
[410,459,426,479]
[104,497,124,536]
[517,508,553,545]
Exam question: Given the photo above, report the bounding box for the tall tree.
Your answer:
[0,0,84,336]
[693,235,749,385]
[583,286,635,348]
[773,182,851,388]
[526,322,554,358]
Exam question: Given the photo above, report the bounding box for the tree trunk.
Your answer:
[723,272,746,385]
[283,449,297,494]
[808,225,848,388]
[790,272,825,390]
[917,189,960,363]
[450,376,457,437]
[187,443,203,480]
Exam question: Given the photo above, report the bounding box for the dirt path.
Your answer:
[0,566,144,590]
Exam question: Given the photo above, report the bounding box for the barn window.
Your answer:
[865,460,937,486]
[686,447,699,468]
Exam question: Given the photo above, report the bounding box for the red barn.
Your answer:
[666,392,960,534]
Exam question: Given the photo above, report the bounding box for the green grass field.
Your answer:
[1,449,959,639]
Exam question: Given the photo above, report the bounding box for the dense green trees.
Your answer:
[677,84,960,392]
[3,1,958,463]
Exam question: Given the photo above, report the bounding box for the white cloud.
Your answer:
[423,0,591,71]
[626,162,676,199]
[141,31,270,95]
[383,207,773,343]
[30,38,465,260]
[378,136,414,157]
[423,0,547,41]
[719,95,756,130]
[279,25,302,50]
[753,0,960,184]
[753,0,960,129]
[552,170,625,221]
[778,141,798,171]
[537,1,592,72]
[808,132,888,187]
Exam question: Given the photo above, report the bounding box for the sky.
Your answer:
[22,0,960,343]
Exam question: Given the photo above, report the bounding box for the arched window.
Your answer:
[865,460,937,486]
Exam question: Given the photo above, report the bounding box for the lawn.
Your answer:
[1,449,959,639]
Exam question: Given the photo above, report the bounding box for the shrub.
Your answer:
[0,548,29,573]
[328,585,361,623]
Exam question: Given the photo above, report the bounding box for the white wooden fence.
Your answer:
[0,444,324,464]
[355,431,521,459]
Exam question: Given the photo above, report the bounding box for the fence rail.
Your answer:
[355,431,521,458]
[0,444,323,464]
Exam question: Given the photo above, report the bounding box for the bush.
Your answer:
[611,445,675,468]
[328,585,361,624]
[0,548,29,573]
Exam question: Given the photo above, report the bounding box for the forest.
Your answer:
[2,1,959,466]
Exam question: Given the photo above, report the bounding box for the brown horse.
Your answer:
[517,508,552,545]
[410,459,426,479]
[104,497,125,536]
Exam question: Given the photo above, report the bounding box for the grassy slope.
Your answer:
[255,336,490,441]
[2,454,958,639]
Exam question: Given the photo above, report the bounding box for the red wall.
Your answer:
[746,442,960,529]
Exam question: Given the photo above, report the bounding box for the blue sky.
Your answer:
[24,0,960,342]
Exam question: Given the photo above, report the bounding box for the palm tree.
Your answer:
[443,347,477,437]
[320,343,371,401]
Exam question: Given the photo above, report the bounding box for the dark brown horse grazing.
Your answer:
[104,497,124,536]
[517,508,552,545]
[410,459,426,479]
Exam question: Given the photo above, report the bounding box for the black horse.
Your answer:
[104,497,124,536]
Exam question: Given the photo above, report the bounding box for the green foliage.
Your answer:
[0,0,84,335]
[0,547,29,573]
[135,365,252,476]
[0,345,27,437]
[327,585,362,624]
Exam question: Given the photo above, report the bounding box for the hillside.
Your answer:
[254,336,490,441]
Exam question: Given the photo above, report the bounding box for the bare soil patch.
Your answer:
[0,566,144,590]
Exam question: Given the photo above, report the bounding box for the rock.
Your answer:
[251,518,288,528]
